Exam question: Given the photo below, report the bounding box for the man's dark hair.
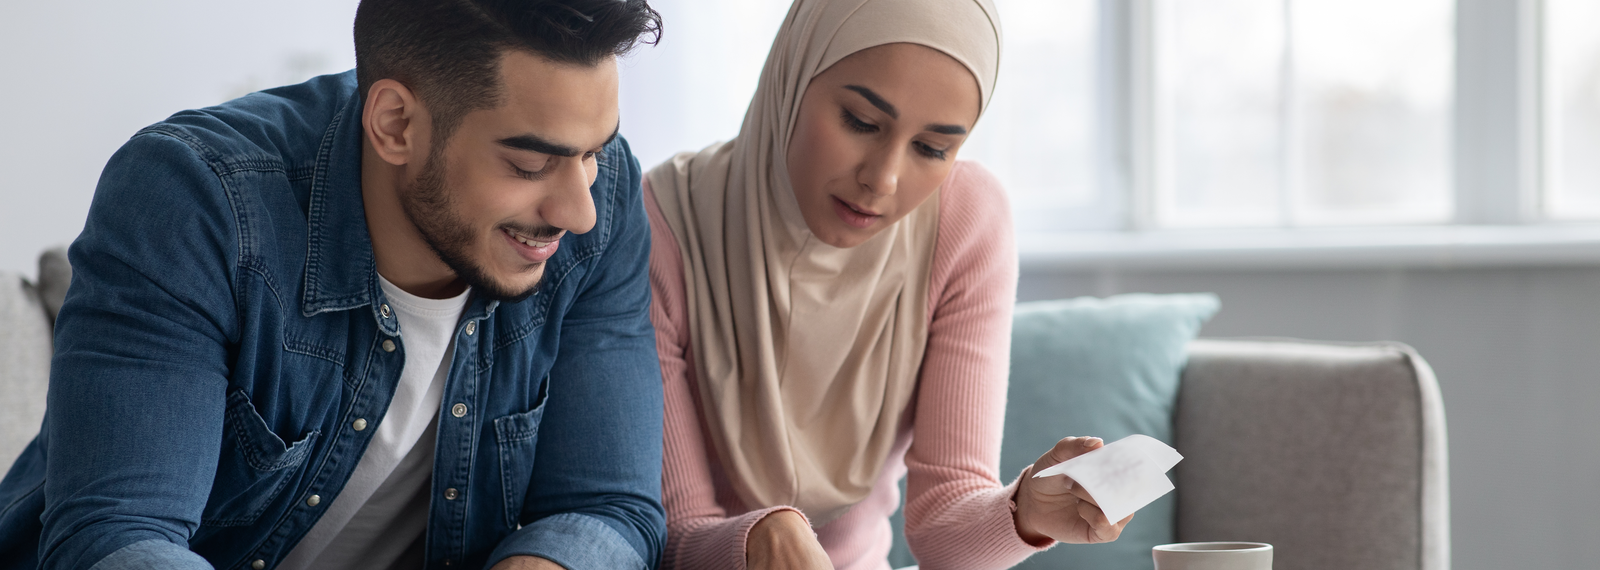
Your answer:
[354,0,661,141]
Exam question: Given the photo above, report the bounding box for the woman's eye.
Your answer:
[914,141,949,161]
[840,109,878,134]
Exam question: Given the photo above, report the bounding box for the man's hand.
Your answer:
[1013,436,1135,545]
[490,555,566,570]
[746,509,832,570]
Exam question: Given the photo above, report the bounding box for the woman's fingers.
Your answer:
[1038,436,1104,468]
[1067,483,1100,507]
[1072,500,1134,543]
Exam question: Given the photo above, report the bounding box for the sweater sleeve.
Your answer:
[644,181,807,570]
[901,161,1050,569]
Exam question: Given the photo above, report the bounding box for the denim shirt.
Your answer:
[0,71,665,570]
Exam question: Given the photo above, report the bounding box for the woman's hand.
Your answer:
[746,509,832,570]
[1013,436,1135,545]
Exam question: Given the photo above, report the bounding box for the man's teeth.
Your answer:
[508,230,551,248]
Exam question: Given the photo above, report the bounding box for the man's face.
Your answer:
[400,50,619,301]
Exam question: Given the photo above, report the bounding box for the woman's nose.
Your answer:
[858,144,902,197]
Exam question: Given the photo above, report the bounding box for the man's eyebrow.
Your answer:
[844,85,898,119]
[496,123,621,158]
[926,123,968,135]
[497,134,580,158]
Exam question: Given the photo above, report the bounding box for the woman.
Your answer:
[644,0,1131,568]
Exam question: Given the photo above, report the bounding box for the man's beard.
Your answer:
[399,149,548,303]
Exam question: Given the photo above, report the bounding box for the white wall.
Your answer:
[1020,262,1600,570]
[0,1,360,277]
[0,0,796,278]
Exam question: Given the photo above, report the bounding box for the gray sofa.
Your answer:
[0,247,65,476]
[0,249,1449,570]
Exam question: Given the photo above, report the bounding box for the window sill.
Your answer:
[1017,224,1600,271]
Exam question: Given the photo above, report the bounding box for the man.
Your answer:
[0,0,666,568]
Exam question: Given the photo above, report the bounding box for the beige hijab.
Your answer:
[647,0,1001,523]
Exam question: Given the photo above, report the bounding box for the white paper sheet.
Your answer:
[1031,434,1183,522]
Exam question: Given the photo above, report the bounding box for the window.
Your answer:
[956,0,1105,233]
[1155,0,1454,228]
[1543,0,1600,219]
[617,0,1596,239]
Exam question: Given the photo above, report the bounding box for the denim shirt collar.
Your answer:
[297,88,498,332]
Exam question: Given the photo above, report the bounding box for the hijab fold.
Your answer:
[646,0,1001,524]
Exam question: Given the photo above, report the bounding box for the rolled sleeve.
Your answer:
[489,512,648,570]
[87,539,213,570]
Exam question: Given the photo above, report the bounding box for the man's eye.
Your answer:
[513,161,551,181]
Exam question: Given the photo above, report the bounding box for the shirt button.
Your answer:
[306,494,321,507]
[451,403,468,418]
[352,418,368,431]
[380,304,392,319]
[252,560,266,570]
[382,339,396,353]
[444,487,459,500]
[465,321,476,335]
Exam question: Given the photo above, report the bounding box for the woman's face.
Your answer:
[786,43,982,248]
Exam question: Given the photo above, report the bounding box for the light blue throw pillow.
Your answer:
[1003,293,1219,570]
[887,293,1218,569]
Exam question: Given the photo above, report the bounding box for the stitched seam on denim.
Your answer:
[126,130,251,331]
[282,337,345,366]
[500,435,519,528]
[300,105,349,315]
[226,399,317,472]
[211,159,289,176]
[286,164,317,182]
[239,256,284,312]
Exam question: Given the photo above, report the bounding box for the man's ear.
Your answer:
[364,79,429,167]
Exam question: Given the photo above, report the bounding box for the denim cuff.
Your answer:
[87,539,213,570]
[488,512,647,570]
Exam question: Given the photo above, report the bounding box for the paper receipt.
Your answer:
[1031,434,1183,522]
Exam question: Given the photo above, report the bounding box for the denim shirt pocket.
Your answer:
[492,381,549,530]
[201,388,320,527]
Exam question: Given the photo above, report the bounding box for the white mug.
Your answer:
[1152,542,1273,570]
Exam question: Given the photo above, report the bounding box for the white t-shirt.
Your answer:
[278,276,470,570]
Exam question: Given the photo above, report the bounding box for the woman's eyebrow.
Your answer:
[926,124,968,135]
[844,85,898,119]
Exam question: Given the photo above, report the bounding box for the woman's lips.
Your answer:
[502,228,562,263]
[831,196,882,229]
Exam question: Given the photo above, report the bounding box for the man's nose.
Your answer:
[540,159,597,234]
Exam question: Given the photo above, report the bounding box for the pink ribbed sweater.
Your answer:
[647,161,1048,570]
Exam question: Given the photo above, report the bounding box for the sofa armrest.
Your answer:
[37,245,70,325]
[0,267,54,475]
[1174,338,1449,570]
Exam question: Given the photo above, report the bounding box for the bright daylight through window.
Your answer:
[623,1,1598,237]
[1155,0,1454,228]
[1544,0,1600,219]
